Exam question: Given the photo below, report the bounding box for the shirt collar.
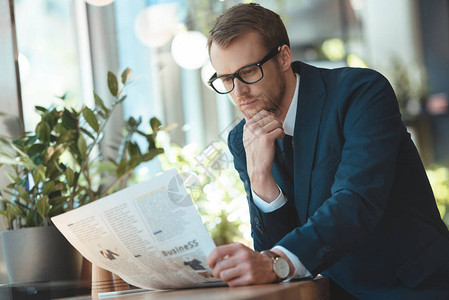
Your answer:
[283,73,300,136]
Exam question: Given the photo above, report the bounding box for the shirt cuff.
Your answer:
[251,186,287,213]
[272,245,312,280]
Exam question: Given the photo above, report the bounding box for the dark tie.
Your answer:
[279,134,294,181]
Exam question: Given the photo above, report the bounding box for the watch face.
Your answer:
[273,257,290,279]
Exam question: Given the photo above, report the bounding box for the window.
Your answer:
[15,0,83,130]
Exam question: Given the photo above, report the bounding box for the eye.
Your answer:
[221,76,233,84]
[241,68,254,76]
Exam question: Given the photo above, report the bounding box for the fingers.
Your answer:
[213,259,252,286]
[242,109,269,122]
[227,273,255,287]
[244,111,284,140]
[209,244,251,283]
[244,124,284,147]
[264,124,285,141]
[207,243,241,269]
[213,256,241,280]
[261,119,283,135]
[245,110,276,127]
[219,265,241,282]
[208,243,278,286]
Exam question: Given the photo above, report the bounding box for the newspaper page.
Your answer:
[51,169,224,290]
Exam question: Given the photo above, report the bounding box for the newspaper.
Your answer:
[51,169,224,290]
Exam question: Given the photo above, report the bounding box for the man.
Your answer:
[206,3,449,299]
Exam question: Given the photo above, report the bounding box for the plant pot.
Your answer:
[0,226,83,284]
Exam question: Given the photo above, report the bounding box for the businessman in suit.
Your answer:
[206,3,449,299]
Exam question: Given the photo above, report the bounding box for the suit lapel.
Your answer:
[292,62,327,225]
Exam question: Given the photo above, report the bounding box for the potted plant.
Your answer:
[0,68,164,288]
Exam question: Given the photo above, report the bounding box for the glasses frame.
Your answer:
[208,45,283,94]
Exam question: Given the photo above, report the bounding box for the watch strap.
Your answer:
[260,250,288,281]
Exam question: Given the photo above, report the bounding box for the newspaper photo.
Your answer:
[51,169,224,290]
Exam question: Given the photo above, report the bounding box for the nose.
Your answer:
[233,78,249,97]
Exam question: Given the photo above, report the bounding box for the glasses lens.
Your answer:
[238,65,263,84]
[209,64,264,94]
[211,76,233,94]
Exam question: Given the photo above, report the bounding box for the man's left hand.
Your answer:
[207,243,277,286]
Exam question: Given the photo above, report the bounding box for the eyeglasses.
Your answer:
[208,45,282,94]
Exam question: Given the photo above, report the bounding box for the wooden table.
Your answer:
[86,276,330,300]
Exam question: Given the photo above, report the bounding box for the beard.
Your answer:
[263,74,286,116]
[234,65,288,119]
[250,71,287,120]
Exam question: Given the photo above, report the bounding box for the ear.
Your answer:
[278,45,293,72]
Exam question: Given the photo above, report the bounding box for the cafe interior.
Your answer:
[0,0,449,299]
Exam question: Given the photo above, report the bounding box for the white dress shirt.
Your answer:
[251,74,312,279]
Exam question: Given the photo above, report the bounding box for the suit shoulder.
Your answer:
[323,67,390,86]
[228,119,245,156]
[228,119,245,140]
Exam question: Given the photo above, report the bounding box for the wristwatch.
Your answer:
[260,250,290,282]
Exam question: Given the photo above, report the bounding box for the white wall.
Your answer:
[361,0,423,70]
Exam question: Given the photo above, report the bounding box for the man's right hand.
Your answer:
[243,110,284,202]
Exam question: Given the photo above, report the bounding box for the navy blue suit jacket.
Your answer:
[228,61,449,299]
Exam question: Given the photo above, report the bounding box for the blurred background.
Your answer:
[1,0,449,283]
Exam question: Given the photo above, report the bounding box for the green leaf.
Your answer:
[17,186,31,203]
[62,109,78,130]
[10,141,29,157]
[66,167,74,186]
[94,92,109,114]
[36,195,50,218]
[117,95,127,104]
[127,142,141,158]
[42,181,55,194]
[4,171,17,183]
[107,71,118,97]
[49,196,68,205]
[77,134,87,155]
[116,160,128,177]
[94,161,117,174]
[7,204,24,218]
[121,68,133,84]
[57,92,70,100]
[33,165,46,184]
[45,160,57,179]
[0,156,26,166]
[128,157,140,169]
[25,208,38,227]
[36,121,51,143]
[27,143,46,157]
[0,144,16,156]
[82,107,99,132]
[42,109,58,129]
[150,117,162,133]
[127,116,139,128]
[80,127,95,140]
[35,106,47,113]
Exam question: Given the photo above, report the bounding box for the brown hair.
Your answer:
[208,3,290,52]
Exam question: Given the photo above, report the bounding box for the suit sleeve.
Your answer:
[228,123,301,251]
[277,69,403,275]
